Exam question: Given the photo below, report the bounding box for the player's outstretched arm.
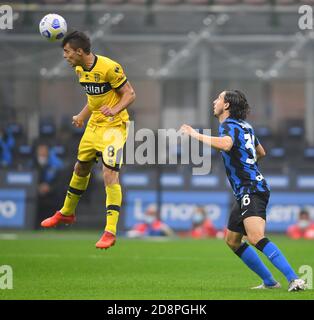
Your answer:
[72,104,91,128]
[180,124,233,152]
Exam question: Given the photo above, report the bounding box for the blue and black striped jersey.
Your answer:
[218,118,270,200]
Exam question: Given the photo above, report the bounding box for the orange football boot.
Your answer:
[41,211,76,228]
[95,231,116,249]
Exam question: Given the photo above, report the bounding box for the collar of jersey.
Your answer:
[224,117,241,125]
[82,54,98,72]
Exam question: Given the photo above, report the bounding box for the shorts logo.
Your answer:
[241,209,248,216]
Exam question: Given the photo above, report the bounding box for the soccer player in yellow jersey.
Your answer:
[41,31,136,249]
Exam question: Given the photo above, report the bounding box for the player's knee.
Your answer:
[225,237,241,251]
[74,161,91,177]
[246,234,263,246]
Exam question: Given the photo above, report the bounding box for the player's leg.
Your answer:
[59,160,93,215]
[95,124,127,249]
[103,167,121,236]
[41,124,96,228]
[243,192,306,291]
[95,166,121,249]
[40,160,93,227]
[244,217,305,290]
[225,229,278,288]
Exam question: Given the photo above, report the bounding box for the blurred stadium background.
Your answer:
[1,0,314,235]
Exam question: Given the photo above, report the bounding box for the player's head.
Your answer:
[298,209,311,229]
[62,31,91,67]
[213,90,250,120]
[224,90,250,120]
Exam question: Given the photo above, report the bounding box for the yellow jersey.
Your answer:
[75,54,129,127]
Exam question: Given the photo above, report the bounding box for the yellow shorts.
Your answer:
[77,122,129,171]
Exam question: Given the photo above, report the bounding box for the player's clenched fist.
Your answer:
[100,105,117,117]
[72,115,84,128]
[180,124,199,139]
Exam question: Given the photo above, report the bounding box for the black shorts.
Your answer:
[227,191,270,236]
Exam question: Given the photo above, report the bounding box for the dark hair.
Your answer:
[62,31,91,54]
[224,90,250,120]
[299,209,309,218]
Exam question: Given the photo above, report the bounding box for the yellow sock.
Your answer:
[60,172,90,216]
[105,184,122,235]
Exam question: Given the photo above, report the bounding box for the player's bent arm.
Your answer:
[78,104,91,120]
[112,81,136,114]
[256,143,266,160]
[72,104,91,128]
[197,135,233,152]
[180,124,233,152]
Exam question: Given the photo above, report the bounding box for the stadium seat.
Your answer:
[269,147,285,159]
[293,146,314,174]
[6,123,24,146]
[260,146,288,173]
[14,144,34,170]
[304,147,314,160]
[287,126,304,139]
[255,126,272,139]
[7,123,23,137]
[40,122,56,137]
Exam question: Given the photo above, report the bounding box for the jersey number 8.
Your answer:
[107,145,115,158]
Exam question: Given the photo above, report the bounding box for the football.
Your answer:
[39,14,67,42]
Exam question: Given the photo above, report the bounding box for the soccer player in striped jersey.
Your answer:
[41,31,136,250]
[181,90,306,292]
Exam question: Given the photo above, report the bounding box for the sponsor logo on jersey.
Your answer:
[80,82,112,95]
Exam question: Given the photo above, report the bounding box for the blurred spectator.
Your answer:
[190,206,218,238]
[127,204,175,238]
[35,143,65,227]
[287,209,314,240]
[0,127,15,167]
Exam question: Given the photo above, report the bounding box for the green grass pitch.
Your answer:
[0,231,313,300]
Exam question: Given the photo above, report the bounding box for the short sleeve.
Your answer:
[107,62,127,89]
[219,122,235,143]
[75,66,82,78]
